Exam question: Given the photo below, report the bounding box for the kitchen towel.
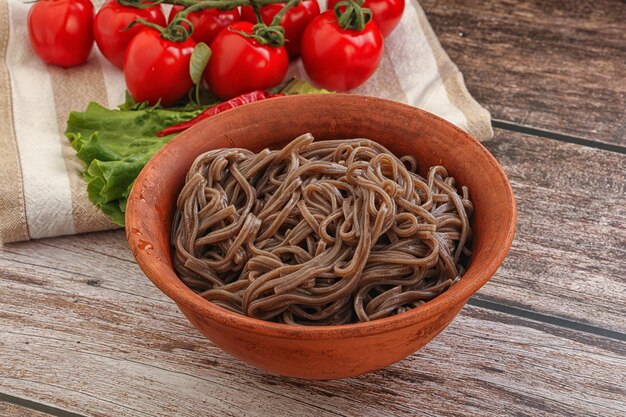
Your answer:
[0,0,493,243]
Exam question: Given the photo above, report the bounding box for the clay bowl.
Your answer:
[126,94,516,380]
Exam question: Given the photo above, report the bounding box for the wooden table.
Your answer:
[2,1,625,416]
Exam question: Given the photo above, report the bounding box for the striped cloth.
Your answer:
[0,0,493,243]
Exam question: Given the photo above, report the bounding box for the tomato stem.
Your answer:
[123,18,166,35]
[269,0,299,27]
[122,0,301,44]
[117,0,165,9]
[124,16,194,42]
[228,0,300,47]
[334,0,373,31]
[166,16,195,41]
[119,0,290,11]
[252,4,263,24]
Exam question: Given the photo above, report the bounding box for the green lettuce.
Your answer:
[66,102,201,225]
[65,80,332,226]
[279,79,333,95]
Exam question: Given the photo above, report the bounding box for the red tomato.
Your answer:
[94,0,166,69]
[168,5,240,46]
[240,1,320,58]
[124,29,196,106]
[327,0,404,37]
[205,22,288,100]
[301,11,383,90]
[27,0,94,68]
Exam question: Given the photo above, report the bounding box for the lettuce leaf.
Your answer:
[66,102,201,225]
[280,79,333,95]
[65,81,332,226]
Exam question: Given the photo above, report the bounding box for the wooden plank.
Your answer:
[1,259,624,416]
[420,0,626,145]
[480,129,626,332]
[0,402,52,417]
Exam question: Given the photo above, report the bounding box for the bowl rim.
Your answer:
[126,94,517,340]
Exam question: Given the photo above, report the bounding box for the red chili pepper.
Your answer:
[155,90,283,137]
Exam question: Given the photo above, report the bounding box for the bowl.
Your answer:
[126,94,516,380]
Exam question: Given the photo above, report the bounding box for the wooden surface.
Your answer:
[2,0,626,416]
[0,402,51,417]
[1,233,625,416]
[420,0,626,147]
[480,130,626,332]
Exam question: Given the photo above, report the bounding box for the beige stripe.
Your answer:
[48,60,118,234]
[413,0,493,141]
[353,47,408,103]
[0,0,29,243]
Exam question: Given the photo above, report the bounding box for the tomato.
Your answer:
[205,22,288,100]
[240,1,320,58]
[27,0,94,68]
[94,0,166,69]
[301,10,383,90]
[124,29,196,106]
[168,4,240,46]
[327,0,404,38]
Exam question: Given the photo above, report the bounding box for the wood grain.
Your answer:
[481,129,626,332]
[1,130,625,414]
[1,257,624,416]
[1,2,624,414]
[420,0,626,145]
[0,402,52,417]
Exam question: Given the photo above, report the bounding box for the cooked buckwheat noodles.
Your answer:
[172,134,473,325]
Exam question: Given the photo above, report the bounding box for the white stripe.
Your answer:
[6,0,75,239]
[94,52,126,107]
[383,0,469,131]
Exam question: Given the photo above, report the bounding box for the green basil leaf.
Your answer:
[189,42,211,85]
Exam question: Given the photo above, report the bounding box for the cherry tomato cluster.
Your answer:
[27,0,405,105]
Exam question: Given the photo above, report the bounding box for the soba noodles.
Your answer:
[172,134,473,325]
